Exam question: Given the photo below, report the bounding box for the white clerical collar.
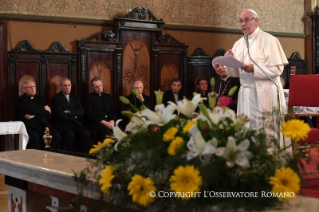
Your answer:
[248,27,260,40]
[221,76,231,81]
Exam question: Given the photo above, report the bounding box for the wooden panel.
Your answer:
[43,53,77,102]
[186,52,215,98]
[159,54,180,92]
[47,63,69,103]
[121,30,152,97]
[87,51,113,94]
[77,39,122,109]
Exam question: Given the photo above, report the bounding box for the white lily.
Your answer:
[113,119,128,151]
[141,104,176,126]
[169,94,203,118]
[197,106,236,127]
[125,112,145,133]
[215,137,253,168]
[187,124,218,160]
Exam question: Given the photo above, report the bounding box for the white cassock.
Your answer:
[226,27,289,150]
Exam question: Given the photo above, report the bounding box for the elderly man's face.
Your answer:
[134,82,144,95]
[60,79,71,95]
[92,80,104,94]
[214,62,228,79]
[23,81,36,97]
[239,11,259,35]
[171,81,181,94]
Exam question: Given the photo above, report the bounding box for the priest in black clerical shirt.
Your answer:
[162,78,183,107]
[51,78,90,153]
[83,77,117,143]
[127,80,151,110]
[213,61,240,112]
[16,80,60,149]
[196,77,209,107]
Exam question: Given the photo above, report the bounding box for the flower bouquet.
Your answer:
[74,84,309,212]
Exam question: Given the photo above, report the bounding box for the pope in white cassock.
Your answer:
[224,9,288,138]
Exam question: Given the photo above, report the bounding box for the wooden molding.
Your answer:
[0,13,306,38]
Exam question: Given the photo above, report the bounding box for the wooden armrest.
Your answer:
[294,113,319,117]
[284,113,319,122]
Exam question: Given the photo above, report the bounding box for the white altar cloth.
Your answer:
[0,121,28,150]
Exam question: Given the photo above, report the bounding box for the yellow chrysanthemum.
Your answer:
[169,165,202,200]
[99,165,115,194]
[183,120,198,133]
[280,119,310,142]
[127,175,156,207]
[89,141,103,154]
[103,138,115,146]
[163,127,178,142]
[168,137,184,155]
[89,138,114,154]
[269,167,300,200]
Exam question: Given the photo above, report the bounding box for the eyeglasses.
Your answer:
[238,18,255,24]
[24,85,36,89]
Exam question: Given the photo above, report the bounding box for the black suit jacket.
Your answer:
[16,94,55,132]
[83,92,117,127]
[162,89,183,106]
[51,92,84,129]
[197,91,209,107]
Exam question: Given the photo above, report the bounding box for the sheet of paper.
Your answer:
[212,55,244,69]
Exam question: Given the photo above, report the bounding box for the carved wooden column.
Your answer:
[0,20,7,121]
[311,9,319,74]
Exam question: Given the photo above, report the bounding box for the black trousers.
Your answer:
[85,123,112,145]
[55,123,90,153]
[26,127,60,150]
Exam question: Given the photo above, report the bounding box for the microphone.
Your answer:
[244,34,249,49]
[244,33,281,144]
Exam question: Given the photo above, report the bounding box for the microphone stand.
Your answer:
[244,34,281,151]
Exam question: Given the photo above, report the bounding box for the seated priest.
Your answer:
[127,80,151,110]
[51,78,90,153]
[83,77,117,143]
[196,77,209,107]
[16,80,60,149]
[162,78,183,107]
[213,60,240,112]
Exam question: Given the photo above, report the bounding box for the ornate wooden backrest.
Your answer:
[8,41,76,120]
[77,30,122,106]
[78,7,188,109]
[281,52,306,89]
[187,48,215,96]
[154,33,188,96]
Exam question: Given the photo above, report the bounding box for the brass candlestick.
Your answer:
[43,127,52,148]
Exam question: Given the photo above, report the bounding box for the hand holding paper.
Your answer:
[212,55,244,69]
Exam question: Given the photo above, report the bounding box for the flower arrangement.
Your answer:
[74,82,309,212]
